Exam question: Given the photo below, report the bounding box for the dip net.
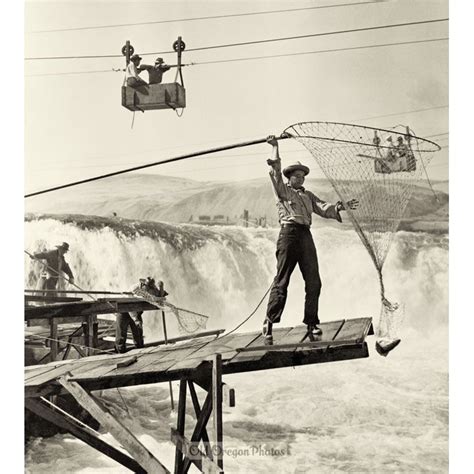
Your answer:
[283,122,441,349]
[132,286,208,334]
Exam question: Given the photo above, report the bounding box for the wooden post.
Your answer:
[92,320,99,352]
[212,354,224,471]
[82,321,90,357]
[59,375,169,474]
[50,318,58,362]
[162,310,175,410]
[174,379,187,474]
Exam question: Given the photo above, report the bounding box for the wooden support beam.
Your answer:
[24,299,159,321]
[171,429,222,474]
[25,398,146,473]
[74,344,87,358]
[182,392,213,473]
[188,381,212,459]
[62,325,85,361]
[212,354,224,472]
[92,318,99,350]
[25,295,83,303]
[62,341,72,360]
[174,380,187,474]
[235,339,359,352]
[59,374,169,474]
[50,320,58,362]
[82,322,90,357]
[25,301,119,321]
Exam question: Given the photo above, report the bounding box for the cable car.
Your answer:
[121,37,186,112]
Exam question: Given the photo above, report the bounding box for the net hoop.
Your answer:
[284,121,441,153]
[282,120,442,347]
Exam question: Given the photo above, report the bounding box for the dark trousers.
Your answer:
[115,311,144,353]
[36,276,59,298]
[266,226,322,326]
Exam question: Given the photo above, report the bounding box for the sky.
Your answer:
[23,0,448,195]
[7,1,474,471]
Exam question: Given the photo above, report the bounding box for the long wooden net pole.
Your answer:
[25,135,290,198]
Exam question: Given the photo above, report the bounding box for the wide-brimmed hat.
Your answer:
[56,242,69,251]
[283,161,310,179]
[155,57,164,64]
[130,54,142,62]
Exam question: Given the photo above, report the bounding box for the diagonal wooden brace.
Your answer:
[182,391,213,473]
[188,380,212,459]
[59,373,169,473]
[25,397,146,473]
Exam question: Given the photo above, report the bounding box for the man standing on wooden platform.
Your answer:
[263,136,358,344]
[33,242,74,296]
[115,277,168,353]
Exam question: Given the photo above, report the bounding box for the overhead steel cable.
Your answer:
[25,106,448,177]
[24,18,448,61]
[189,37,448,65]
[354,104,448,121]
[28,1,385,33]
[24,37,448,77]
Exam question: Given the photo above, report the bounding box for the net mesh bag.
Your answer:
[283,121,440,347]
[132,286,208,334]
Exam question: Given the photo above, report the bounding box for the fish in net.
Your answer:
[283,121,441,355]
[131,286,209,334]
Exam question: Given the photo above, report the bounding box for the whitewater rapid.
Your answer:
[24,215,448,473]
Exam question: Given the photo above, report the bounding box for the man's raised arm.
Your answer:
[267,135,289,201]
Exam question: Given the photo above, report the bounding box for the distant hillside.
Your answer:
[25,173,448,228]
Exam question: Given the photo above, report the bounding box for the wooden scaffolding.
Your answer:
[25,312,373,473]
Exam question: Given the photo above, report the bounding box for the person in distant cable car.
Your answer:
[125,54,148,88]
[395,135,417,172]
[115,277,168,353]
[263,136,359,344]
[32,242,74,296]
[385,136,396,161]
[140,57,171,85]
[395,136,408,157]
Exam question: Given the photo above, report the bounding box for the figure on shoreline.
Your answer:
[264,136,359,344]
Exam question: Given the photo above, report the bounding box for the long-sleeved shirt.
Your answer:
[141,64,171,84]
[125,62,142,81]
[33,249,74,280]
[269,166,341,226]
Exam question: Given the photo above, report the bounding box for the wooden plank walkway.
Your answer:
[25,297,160,322]
[25,318,373,398]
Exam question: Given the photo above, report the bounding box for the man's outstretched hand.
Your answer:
[337,199,360,211]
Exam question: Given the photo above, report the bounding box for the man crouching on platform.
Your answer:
[115,277,168,353]
[263,135,359,344]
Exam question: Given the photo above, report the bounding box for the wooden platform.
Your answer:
[25,317,373,399]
